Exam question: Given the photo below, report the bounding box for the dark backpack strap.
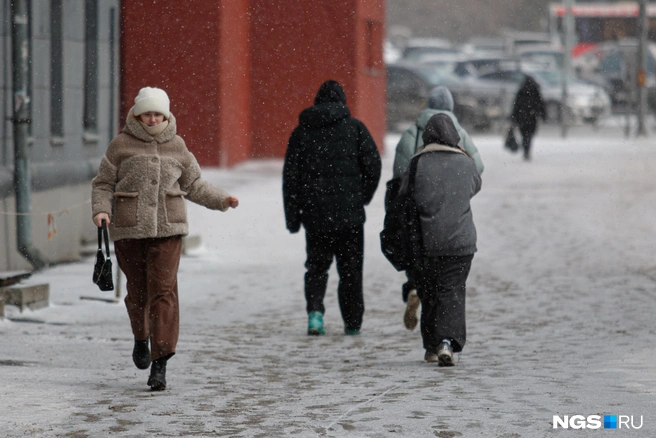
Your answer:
[406,154,424,267]
[407,148,423,196]
[414,125,423,154]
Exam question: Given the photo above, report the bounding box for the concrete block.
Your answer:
[1,284,50,312]
[182,235,202,255]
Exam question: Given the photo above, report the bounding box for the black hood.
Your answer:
[314,80,347,105]
[422,113,461,148]
[299,102,350,128]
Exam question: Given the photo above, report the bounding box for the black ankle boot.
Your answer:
[147,355,171,391]
[132,339,151,370]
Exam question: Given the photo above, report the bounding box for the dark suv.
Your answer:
[386,63,445,131]
[386,63,494,131]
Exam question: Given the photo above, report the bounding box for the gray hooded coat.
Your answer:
[410,114,482,256]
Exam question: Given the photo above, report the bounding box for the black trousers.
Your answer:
[304,225,364,330]
[519,126,536,157]
[402,269,417,303]
[416,254,474,353]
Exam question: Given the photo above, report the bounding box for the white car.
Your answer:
[473,68,612,125]
[529,69,612,124]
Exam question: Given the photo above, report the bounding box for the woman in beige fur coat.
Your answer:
[92,87,238,391]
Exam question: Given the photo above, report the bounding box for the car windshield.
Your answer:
[519,52,564,70]
[529,69,578,86]
[532,70,561,86]
[404,47,462,62]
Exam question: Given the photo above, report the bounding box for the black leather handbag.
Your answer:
[504,126,520,153]
[92,220,114,291]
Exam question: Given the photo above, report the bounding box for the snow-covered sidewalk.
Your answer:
[1,125,655,437]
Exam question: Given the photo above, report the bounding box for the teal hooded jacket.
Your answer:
[392,87,484,179]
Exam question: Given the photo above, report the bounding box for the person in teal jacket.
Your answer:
[390,86,483,331]
[393,86,484,179]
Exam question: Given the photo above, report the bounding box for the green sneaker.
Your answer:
[307,311,325,335]
[344,327,360,335]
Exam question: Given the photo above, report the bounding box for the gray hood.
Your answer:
[426,86,454,112]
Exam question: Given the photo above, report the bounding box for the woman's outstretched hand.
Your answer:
[227,196,239,209]
[93,213,110,228]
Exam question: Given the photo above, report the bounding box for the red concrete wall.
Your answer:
[217,0,252,166]
[249,0,386,158]
[353,0,386,152]
[120,1,251,166]
[121,0,385,166]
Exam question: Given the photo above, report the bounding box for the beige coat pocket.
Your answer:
[113,192,139,227]
[166,190,187,224]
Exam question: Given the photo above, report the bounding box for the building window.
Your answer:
[83,0,98,143]
[50,0,64,144]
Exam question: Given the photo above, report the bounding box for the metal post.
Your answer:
[561,0,574,138]
[636,0,648,137]
[115,264,121,299]
[83,0,98,133]
[11,0,47,270]
[109,7,116,138]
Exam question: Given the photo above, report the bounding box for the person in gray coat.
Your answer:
[409,113,481,366]
[391,86,483,331]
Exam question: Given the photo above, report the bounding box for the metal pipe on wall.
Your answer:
[636,0,648,137]
[109,7,116,139]
[11,0,47,270]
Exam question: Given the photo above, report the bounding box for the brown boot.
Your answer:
[403,290,420,330]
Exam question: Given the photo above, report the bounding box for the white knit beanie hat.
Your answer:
[133,87,170,118]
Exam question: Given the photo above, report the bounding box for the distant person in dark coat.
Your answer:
[283,80,382,336]
[403,113,481,366]
[511,75,546,161]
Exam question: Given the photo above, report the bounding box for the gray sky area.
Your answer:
[387,0,557,42]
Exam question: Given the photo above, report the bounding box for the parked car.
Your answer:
[517,46,565,71]
[452,56,519,78]
[572,40,656,109]
[472,67,611,125]
[384,39,402,64]
[386,63,434,131]
[461,37,506,57]
[415,52,465,72]
[412,58,514,130]
[502,30,561,56]
[449,68,524,128]
[386,62,492,131]
[527,69,612,124]
[401,37,460,62]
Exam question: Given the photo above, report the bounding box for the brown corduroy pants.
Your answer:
[114,235,182,361]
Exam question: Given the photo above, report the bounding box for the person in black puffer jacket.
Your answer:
[283,80,382,336]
